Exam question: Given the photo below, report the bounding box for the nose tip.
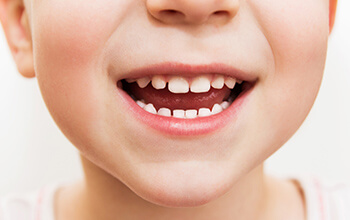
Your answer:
[146,0,240,25]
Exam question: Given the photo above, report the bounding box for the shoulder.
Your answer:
[0,186,58,220]
[295,176,350,220]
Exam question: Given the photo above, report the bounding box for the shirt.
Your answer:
[0,185,56,220]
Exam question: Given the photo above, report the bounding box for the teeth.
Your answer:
[198,108,211,117]
[220,101,230,110]
[173,109,185,118]
[136,100,231,118]
[168,76,189,94]
[144,103,157,114]
[224,77,236,89]
[211,104,223,115]
[136,100,146,108]
[152,75,166,90]
[185,109,197,119]
[129,74,239,117]
[126,78,136,83]
[190,76,211,93]
[228,96,234,103]
[137,77,151,88]
[127,74,241,93]
[211,75,225,89]
[158,108,171,117]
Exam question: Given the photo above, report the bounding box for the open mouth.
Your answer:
[118,74,252,119]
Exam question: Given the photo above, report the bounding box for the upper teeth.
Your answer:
[136,77,151,88]
[224,77,236,89]
[151,75,167,89]
[211,75,225,89]
[168,76,190,93]
[126,74,239,94]
[190,76,211,93]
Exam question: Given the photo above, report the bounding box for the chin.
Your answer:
[127,161,234,207]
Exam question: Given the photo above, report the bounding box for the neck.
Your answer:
[60,156,270,220]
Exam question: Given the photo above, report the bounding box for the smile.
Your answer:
[117,63,256,135]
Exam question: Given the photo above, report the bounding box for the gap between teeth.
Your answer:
[127,74,241,94]
[136,100,232,118]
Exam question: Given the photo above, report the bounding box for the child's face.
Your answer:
[26,0,329,206]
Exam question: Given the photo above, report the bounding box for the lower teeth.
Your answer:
[136,99,233,118]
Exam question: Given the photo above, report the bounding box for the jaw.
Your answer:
[81,154,266,211]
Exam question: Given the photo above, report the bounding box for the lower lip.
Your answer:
[118,87,252,136]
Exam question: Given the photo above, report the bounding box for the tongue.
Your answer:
[125,83,231,111]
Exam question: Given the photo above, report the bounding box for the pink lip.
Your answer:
[117,62,256,136]
[121,62,257,82]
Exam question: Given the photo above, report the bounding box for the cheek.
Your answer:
[32,0,125,67]
[250,0,329,68]
[252,0,328,139]
[30,1,129,147]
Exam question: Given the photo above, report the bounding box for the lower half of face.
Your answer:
[31,0,329,206]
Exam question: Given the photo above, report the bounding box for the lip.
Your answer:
[116,62,256,136]
[118,62,257,82]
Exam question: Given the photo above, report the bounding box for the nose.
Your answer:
[146,0,240,25]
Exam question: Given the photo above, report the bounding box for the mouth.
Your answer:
[116,63,256,135]
[121,75,247,117]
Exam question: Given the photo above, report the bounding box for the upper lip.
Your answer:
[119,62,258,83]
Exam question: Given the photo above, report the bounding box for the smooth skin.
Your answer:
[0,0,337,219]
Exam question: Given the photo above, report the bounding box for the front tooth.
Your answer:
[224,77,236,89]
[190,76,211,93]
[158,108,171,117]
[211,104,223,115]
[137,77,151,88]
[220,101,230,110]
[173,109,185,118]
[211,75,225,89]
[152,75,166,89]
[168,77,189,93]
[185,109,197,119]
[144,103,157,114]
[126,78,136,83]
[228,96,234,103]
[198,108,211,117]
[136,100,146,108]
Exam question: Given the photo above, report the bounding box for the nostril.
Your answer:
[156,9,186,23]
[146,0,239,25]
[159,9,185,17]
[164,9,178,14]
[213,10,229,16]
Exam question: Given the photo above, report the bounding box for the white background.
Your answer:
[1,1,350,196]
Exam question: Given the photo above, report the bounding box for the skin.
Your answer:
[0,0,337,219]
